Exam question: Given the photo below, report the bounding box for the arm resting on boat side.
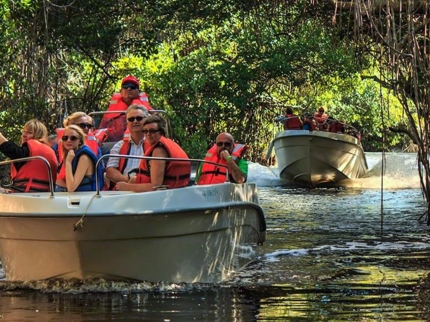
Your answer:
[116,146,167,192]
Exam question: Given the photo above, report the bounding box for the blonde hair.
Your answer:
[61,124,86,157]
[21,119,48,145]
[63,112,87,127]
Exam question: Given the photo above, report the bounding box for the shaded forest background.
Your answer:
[2,0,430,213]
[0,0,412,160]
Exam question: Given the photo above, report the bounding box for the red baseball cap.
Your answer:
[121,75,139,87]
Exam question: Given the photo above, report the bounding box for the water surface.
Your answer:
[0,152,429,321]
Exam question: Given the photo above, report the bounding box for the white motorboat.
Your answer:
[267,130,368,187]
[0,156,266,283]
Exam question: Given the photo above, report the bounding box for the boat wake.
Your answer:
[348,152,420,189]
[249,152,421,189]
[0,276,218,294]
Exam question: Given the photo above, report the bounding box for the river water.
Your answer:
[0,152,429,321]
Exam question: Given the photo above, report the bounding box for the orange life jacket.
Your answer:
[314,112,328,131]
[284,114,303,130]
[94,128,109,146]
[197,143,247,185]
[99,93,154,142]
[10,140,58,192]
[135,137,190,189]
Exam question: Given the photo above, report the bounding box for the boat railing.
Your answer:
[96,154,230,196]
[274,111,362,139]
[89,109,166,118]
[89,109,172,145]
[0,154,230,196]
[0,156,55,196]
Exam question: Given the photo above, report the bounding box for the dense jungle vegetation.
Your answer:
[1,1,430,216]
[0,0,410,160]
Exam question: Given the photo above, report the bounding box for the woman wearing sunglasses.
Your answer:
[195,132,248,185]
[0,119,58,192]
[115,115,190,192]
[55,112,102,185]
[55,125,103,192]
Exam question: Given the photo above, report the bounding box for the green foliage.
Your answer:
[0,0,412,163]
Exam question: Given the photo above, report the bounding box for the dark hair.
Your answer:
[143,114,166,136]
[286,107,294,114]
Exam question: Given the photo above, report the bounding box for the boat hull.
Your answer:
[271,130,368,187]
[0,183,266,283]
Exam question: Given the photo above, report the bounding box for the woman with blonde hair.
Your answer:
[0,119,58,192]
[55,125,103,192]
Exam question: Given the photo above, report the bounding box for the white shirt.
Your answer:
[106,137,145,176]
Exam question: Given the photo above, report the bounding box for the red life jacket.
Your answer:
[314,112,328,124]
[314,112,328,131]
[197,143,247,185]
[284,114,303,130]
[94,128,109,146]
[99,93,154,142]
[329,121,345,133]
[10,140,58,192]
[135,137,190,189]
[86,130,101,156]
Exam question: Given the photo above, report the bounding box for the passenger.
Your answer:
[55,112,101,158]
[55,112,103,183]
[196,132,248,185]
[115,115,190,192]
[0,119,58,192]
[106,105,149,188]
[55,125,102,192]
[283,107,303,130]
[99,75,154,142]
[314,106,328,130]
[48,133,59,164]
[87,115,96,133]
[328,117,345,134]
[63,112,101,157]
[302,114,316,131]
[47,134,58,148]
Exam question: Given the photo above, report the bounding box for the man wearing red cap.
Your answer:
[99,75,153,142]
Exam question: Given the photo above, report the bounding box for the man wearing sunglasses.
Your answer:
[99,75,153,142]
[105,105,149,188]
[195,132,248,185]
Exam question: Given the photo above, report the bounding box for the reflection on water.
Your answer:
[1,153,430,321]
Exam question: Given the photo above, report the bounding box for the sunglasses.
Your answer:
[216,141,232,147]
[127,116,144,122]
[143,129,160,135]
[77,123,92,129]
[122,83,138,90]
[62,135,79,142]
